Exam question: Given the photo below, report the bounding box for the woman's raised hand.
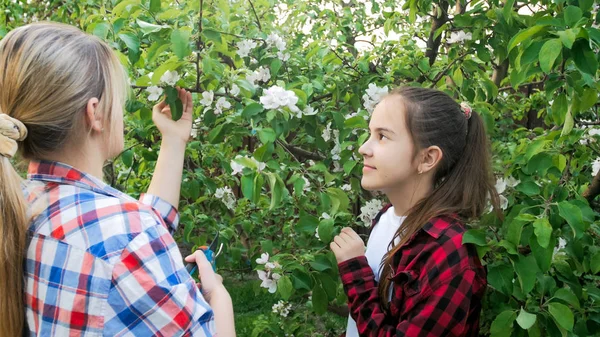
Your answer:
[152,87,193,144]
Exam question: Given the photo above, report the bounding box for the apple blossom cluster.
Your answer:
[260,85,300,113]
[447,31,473,44]
[145,70,181,102]
[256,253,282,293]
[362,83,388,113]
[214,186,236,210]
[199,91,231,115]
[272,300,292,317]
[247,66,271,86]
[494,176,521,211]
[236,39,258,58]
[359,199,384,225]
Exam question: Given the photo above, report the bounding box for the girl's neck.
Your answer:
[384,176,433,217]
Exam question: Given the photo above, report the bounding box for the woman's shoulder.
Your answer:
[25,181,166,261]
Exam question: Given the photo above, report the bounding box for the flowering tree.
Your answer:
[3,0,600,335]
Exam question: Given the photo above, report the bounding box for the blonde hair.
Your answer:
[0,22,127,335]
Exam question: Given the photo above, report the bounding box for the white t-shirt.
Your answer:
[346,206,406,337]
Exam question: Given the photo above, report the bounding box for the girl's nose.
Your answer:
[359,139,372,157]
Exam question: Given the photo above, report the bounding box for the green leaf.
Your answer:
[271,59,282,77]
[514,255,539,295]
[557,29,577,49]
[310,255,332,272]
[208,124,227,143]
[539,39,562,73]
[525,139,550,160]
[516,307,537,330]
[92,22,110,39]
[548,302,574,331]
[573,88,598,113]
[533,218,552,248]
[557,201,586,238]
[171,29,191,60]
[202,29,222,43]
[150,0,161,12]
[258,128,277,143]
[590,252,600,274]
[317,273,338,301]
[318,218,335,243]
[312,283,328,314]
[564,6,583,27]
[241,173,255,201]
[490,310,517,337]
[278,275,294,300]
[266,172,285,210]
[326,187,350,215]
[551,94,568,125]
[508,25,548,52]
[122,149,134,167]
[136,19,168,35]
[488,264,514,295]
[553,288,581,309]
[291,269,313,290]
[562,109,574,134]
[118,32,140,51]
[165,86,183,120]
[573,40,598,76]
[462,229,488,246]
[242,103,264,119]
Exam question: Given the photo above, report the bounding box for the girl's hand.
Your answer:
[152,87,193,144]
[184,249,227,302]
[330,227,366,264]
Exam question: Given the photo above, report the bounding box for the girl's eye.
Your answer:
[379,134,387,140]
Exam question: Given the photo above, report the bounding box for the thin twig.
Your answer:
[130,85,242,102]
[248,0,262,31]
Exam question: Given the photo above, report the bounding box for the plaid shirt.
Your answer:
[339,205,486,337]
[23,160,215,337]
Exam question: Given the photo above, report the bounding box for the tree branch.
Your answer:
[277,140,325,161]
[428,52,468,87]
[130,85,242,102]
[584,170,600,202]
[498,80,546,92]
[248,0,262,31]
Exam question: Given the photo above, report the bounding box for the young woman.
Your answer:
[0,22,235,336]
[331,87,499,336]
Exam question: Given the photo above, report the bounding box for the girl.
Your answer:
[0,23,235,336]
[331,87,498,336]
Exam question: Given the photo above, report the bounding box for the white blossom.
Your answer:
[259,85,300,112]
[214,97,231,115]
[505,176,520,188]
[277,51,291,62]
[160,70,180,86]
[359,199,385,225]
[447,31,473,44]
[236,39,258,58]
[272,300,292,317]
[362,83,389,113]
[146,86,163,102]
[315,227,321,240]
[302,176,310,191]
[321,212,331,220]
[322,122,332,142]
[231,156,245,175]
[191,117,202,138]
[495,178,507,194]
[256,252,269,265]
[215,186,236,210]
[331,142,342,161]
[257,270,280,293]
[592,158,600,176]
[266,33,286,51]
[341,184,351,191]
[200,91,214,106]
[230,84,240,96]
[499,195,509,210]
[333,161,344,173]
[247,66,271,86]
[553,238,567,258]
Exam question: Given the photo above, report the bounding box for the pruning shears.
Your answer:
[185,232,223,275]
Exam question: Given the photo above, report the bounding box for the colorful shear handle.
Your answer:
[185,246,216,275]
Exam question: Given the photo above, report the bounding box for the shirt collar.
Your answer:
[27,160,132,201]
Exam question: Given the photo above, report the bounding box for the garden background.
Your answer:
[2,0,600,335]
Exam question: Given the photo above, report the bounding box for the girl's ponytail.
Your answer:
[0,115,29,336]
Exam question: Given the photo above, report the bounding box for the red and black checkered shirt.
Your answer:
[338,205,486,336]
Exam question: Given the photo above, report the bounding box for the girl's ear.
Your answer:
[418,145,443,174]
[84,97,102,132]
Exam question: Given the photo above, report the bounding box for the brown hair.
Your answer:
[0,22,126,335]
[377,87,499,309]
